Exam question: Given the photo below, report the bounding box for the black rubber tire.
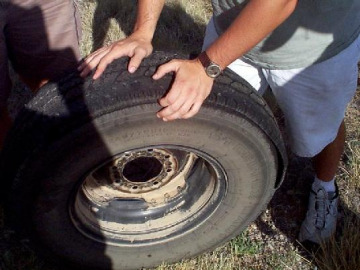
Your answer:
[0,51,287,270]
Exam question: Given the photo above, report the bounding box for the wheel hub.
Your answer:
[111,149,178,194]
[70,146,226,245]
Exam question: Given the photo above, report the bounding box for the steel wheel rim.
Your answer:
[70,145,227,246]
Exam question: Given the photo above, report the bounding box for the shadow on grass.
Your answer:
[91,0,206,54]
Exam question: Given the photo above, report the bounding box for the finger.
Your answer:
[93,49,127,79]
[79,49,111,78]
[157,105,183,121]
[128,48,147,73]
[78,58,90,71]
[161,113,182,122]
[164,98,197,121]
[157,98,184,119]
[78,46,109,71]
[158,88,197,120]
[181,101,203,119]
[162,88,196,115]
[158,91,182,108]
[158,79,186,108]
[152,60,180,80]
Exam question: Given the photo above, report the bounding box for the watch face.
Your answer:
[206,63,221,78]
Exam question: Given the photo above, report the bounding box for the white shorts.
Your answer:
[203,18,360,157]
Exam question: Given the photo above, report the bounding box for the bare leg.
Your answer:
[299,121,344,243]
[313,121,345,181]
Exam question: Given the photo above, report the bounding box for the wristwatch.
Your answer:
[198,51,222,78]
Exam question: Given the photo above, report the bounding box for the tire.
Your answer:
[0,51,287,270]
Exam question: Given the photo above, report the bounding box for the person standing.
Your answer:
[79,0,360,244]
[0,0,82,147]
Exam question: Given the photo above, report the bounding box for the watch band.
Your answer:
[198,51,222,78]
[198,51,212,69]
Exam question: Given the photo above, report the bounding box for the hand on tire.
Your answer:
[153,59,214,121]
[78,33,153,79]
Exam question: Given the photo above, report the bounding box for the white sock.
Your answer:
[314,176,336,193]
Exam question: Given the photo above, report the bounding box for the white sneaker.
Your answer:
[298,181,338,244]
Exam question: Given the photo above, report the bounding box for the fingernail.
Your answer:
[129,67,136,73]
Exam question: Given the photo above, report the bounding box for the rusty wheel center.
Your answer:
[122,157,163,183]
[70,146,227,246]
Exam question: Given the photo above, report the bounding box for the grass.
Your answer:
[1,0,360,269]
[314,216,360,270]
[78,0,212,56]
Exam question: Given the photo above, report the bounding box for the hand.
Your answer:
[78,32,153,79]
[153,58,214,121]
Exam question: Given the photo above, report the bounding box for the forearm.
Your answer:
[133,0,165,40]
[206,0,298,69]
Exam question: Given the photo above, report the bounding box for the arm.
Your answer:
[79,0,165,79]
[155,0,298,121]
[206,0,298,70]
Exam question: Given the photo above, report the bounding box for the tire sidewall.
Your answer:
[11,104,277,269]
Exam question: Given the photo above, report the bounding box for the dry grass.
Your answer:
[316,89,360,270]
[1,1,359,270]
[341,90,360,196]
[78,0,212,56]
[314,216,360,270]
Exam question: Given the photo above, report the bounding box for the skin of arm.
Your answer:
[154,0,298,121]
[78,0,165,79]
[206,0,298,70]
[79,0,298,121]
